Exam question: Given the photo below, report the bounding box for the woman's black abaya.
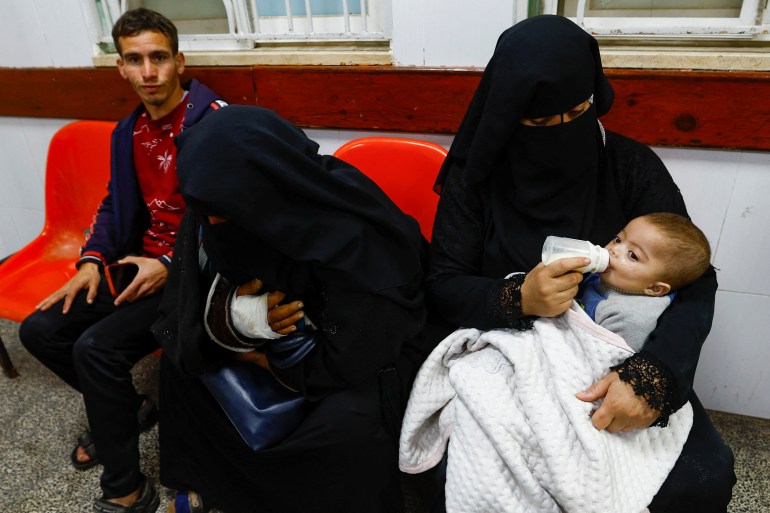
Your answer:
[427,15,736,512]
[153,106,440,512]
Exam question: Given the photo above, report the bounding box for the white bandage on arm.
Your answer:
[231,292,284,340]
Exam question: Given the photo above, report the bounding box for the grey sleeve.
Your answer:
[595,294,672,352]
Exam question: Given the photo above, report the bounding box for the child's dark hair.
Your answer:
[642,212,711,290]
[112,8,178,56]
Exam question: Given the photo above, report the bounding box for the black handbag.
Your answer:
[200,331,317,451]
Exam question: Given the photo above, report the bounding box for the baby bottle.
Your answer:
[541,236,609,273]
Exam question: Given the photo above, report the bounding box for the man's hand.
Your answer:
[113,256,168,305]
[36,262,101,314]
[520,257,588,318]
[576,371,659,432]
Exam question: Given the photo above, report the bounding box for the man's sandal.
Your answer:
[93,475,160,513]
[70,430,99,470]
[70,395,159,470]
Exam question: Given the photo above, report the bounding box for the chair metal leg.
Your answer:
[0,334,19,378]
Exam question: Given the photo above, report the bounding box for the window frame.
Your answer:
[544,0,769,39]
[84,0,392,66]
[530,0,770,71]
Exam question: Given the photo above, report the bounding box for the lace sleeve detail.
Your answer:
[610,351,677,427]
[489,273,535,331]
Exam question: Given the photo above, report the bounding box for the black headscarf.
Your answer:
[155,105,426,376]
[435,15,623,272]
[175,105,424,305]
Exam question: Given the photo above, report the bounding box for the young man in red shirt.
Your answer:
[20,8,225,512]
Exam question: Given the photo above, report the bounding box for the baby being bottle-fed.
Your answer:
[541,236,609,274]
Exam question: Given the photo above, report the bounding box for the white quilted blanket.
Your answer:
[399,303,693,513]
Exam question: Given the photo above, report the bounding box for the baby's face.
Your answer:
[600,217,669,295]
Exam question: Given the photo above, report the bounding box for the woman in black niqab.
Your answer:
[435,14,619,276]
[427,15,735,512]
[153,106,431,512]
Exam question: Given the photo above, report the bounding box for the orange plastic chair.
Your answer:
[0,120,115,377]
[333,137,447,241]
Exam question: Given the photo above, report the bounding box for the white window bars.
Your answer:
[92,0,388,53]
[221,0,378,39]
[545,0,770,39]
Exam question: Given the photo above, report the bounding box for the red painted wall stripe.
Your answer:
[1,66,768,151]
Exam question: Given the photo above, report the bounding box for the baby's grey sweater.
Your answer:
[592,283,671,352]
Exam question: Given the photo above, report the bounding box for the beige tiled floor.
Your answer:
[710,410,770,512]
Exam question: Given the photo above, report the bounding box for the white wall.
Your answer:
[656,148,770,419]
[391,0,515,67]
[1,0,768,419]
[0,0,93,67]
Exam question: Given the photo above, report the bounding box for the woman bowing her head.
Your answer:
[154,105,436,513]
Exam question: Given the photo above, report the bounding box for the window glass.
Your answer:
[130,0,229,34]
[256,0,363,17]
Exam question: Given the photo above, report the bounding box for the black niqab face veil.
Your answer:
[435,15,623,271]
[175,105,424,304]
[437,15,614,186]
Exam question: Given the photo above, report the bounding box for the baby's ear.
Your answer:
[645,282,672,297]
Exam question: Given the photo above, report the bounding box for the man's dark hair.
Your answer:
[112,8,179,56]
